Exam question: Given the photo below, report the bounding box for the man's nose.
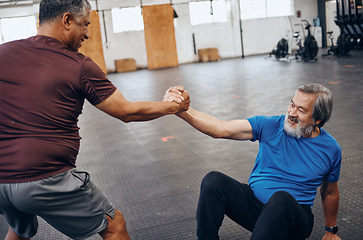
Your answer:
[289,106,298,116]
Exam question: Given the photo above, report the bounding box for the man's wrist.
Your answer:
[325,225,338,234]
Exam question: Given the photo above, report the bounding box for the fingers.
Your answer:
[165,86,184,95]
[178,90,190,113]
[163,86,191,113]
[163,92,184,103]
[163,86,185,103]
[172,86,184,92]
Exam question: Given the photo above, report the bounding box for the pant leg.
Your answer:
[196,171,264,240]
[250,191,314,240]
[0,183,38,238]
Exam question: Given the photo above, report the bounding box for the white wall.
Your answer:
[96,0,319,72]
[98,10,148,71]
[93,0,244,71]
[0,0,320,72]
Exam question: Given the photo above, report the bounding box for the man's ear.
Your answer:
[316,119,322,126]
[62,13,72,30]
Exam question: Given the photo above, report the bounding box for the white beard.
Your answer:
[283,115,315,138]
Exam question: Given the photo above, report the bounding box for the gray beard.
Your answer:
[283,115,315,138]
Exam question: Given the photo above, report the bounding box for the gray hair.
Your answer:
[297,83,333,128]
[39,0,91,25]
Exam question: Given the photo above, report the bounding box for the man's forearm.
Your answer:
[176,108,224,138]
[321,189,339,227]
[121,101,184,122]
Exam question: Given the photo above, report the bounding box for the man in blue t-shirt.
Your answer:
[170,83,341,240]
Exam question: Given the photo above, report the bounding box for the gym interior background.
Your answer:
[0,0,362,239]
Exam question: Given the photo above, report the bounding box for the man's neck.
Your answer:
[37,23,67,47]
[306,126,321,138]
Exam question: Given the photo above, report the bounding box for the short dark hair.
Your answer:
[39,0,91,25]
[297,83,333,128]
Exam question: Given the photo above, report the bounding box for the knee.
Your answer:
[111,209,128,233]
[267,191,298,210]
[270,191,296,203]
[200,171,225,191]
[100,209,130,240]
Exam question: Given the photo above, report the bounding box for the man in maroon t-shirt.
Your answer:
[0,0,189,239]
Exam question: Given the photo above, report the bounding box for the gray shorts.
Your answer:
[0,169,115,239]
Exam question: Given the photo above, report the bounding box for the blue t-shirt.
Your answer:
[247,115,341,206]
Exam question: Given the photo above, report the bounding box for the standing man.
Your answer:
[169,83,341,240]
[0,0,189,239]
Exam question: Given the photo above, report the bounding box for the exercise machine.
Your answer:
[269,38,289,59]
[323,0,356,57]
[322,31,351,56]
[334,0,362,48]
[294,20,318,62]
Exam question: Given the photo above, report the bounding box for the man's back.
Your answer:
[0,35,115,183]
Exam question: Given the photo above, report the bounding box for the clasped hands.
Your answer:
[163,86,190,113]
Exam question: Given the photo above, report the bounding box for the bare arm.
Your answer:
[95,89,190,123]
[176,108,253,140]
[321,179,341,240]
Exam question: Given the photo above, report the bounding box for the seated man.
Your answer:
[167,83,341,240]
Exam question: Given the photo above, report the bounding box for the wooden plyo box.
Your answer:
[115,58,137,73]
[198,48,220,62]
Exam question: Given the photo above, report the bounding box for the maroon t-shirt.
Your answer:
[0,35,116,183]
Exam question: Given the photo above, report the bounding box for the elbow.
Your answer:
[122,118,132,123]
[321,189,340,201]
[211,133,224,139]
[209,129,230,139]
[120,115,134,123]
[210,135,220,139]
[204,131,223,139]
[114,113,134,123]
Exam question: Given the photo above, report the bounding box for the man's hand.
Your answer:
[178,90,190,113]
[163,86,185,103]
[322,232,341,240]
[163,86,190,113]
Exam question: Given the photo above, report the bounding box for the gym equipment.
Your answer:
[322,31,351,56]
[353,0,363,46]
[269,38,289,59]
[323,0,354,56]
[334,0,363,49]
[294,20,318,62]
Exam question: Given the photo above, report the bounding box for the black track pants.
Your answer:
[196,171,314,240]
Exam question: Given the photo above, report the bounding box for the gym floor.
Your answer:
[0,50,362,239]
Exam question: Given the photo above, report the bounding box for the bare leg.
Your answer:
[5,227,30,240]
[99,209,130,240]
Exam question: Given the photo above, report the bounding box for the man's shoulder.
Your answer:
[27,35,87,61]
[249,115,284,125]
[248,115,284,141]
[0,38,27,51]
[320,129,341,149]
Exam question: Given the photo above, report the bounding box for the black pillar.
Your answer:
[318,0,327,48]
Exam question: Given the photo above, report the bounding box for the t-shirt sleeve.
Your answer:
[81,57,117,106]
[326,145,342,183]
[247,115,282,142]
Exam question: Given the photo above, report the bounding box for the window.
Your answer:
[0,15,37,44]
[189,0,228,25]
[240,0,294,20]
[111,6,144,33]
